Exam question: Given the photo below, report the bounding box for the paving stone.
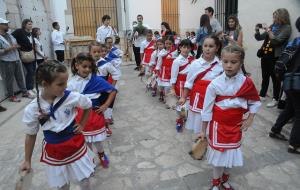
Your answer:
[160,170,178,181]
[137,161,156,169]
[177,163,203,178]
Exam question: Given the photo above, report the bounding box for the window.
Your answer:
[214,0,238,30]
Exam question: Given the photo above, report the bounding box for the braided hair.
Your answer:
[35,61,67,123]
[71,52,97,75]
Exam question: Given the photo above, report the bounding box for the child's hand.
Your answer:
[95,104,108,114]
[178,97,186,106]
[170,88,176,96]
[239,114,254,131]
[73,123,83,134]
[20,161,31,173]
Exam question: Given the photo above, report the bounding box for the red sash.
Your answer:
[41,134,87,166]
[143,40,155,64]
[107,75,113,84]
[208,77,260,152]
[75,108,106,136]
[189,62,218,112]
[175,56,194,97]
[159,50,176,82]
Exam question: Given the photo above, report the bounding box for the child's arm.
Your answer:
[170,60,179,94]
[74,108,91,134]
[20,134,37,172]
[107,64,121,86]
[240,113,255,131]
[96,90,117,114]
[178,88,190,105]
[199,121,208,141]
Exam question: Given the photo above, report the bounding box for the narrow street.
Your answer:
[0,63,300,190]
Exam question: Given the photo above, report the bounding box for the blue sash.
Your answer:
[82,74,115,108]
[43,120,75,144]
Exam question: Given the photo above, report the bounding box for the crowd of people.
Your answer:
[0,5,299,190]
[131,7,300,190]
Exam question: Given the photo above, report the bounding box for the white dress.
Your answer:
[23,92,95,188]
[184,56,223,134]
[202,72,261,168]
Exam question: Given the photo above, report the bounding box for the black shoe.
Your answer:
[0,106,7,112]
[138,72,145,77]
[269,131,288,141]
[134,67,140,71]
[288,145,300,154]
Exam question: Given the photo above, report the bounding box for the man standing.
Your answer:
[132,14,148,71]
[51,22,65,63]
[0,18,33,102]
[96,15,117,44]
[205,7,223,35]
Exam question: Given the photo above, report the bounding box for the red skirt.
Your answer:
[41,134,87,166]
[189,80,210,112]
[76,108,106,136]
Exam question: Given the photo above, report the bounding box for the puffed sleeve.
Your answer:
[201,82,217,122]
[71,92,92,109]
[170,58,180,84]
[184,62,198,89]
[22,102,40,135]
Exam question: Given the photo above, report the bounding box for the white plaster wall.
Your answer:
[50,0,68,32]
[179,0,214,35]
[239,0,300,88]
[127,0,162,31]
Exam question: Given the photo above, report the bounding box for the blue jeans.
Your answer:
[22,61,36,90]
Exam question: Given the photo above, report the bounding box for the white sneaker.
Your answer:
[267,98,278,108]
[260,96,266,101]
[28,90,36,98]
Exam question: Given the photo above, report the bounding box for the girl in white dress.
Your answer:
[179,35,223,134]
[21,61,95,190]
[199,45,261,190]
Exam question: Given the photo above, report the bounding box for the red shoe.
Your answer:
[9,96,21,102]
[221,173,234,190]
[98,152,109,168]
[210,178,221,190]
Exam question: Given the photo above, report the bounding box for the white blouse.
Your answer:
[97,58,121,80]
[184,56,223,89]
[170,54,192,84]
[155,49,178,71]
[23,91,92,135]
[202,72,261,122]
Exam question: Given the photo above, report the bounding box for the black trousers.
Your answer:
[22,61,36,90]
[259,57,281,100]
[271,91,300,147]
[133,45,141,67]
[55,50,65,62]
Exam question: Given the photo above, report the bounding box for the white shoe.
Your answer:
[267,98,278,108]
[31,89,37,94]
[28,90,36,98]
[260,96,266,101]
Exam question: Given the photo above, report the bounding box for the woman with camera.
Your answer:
[255,8,291,107]
[269,17,300,154]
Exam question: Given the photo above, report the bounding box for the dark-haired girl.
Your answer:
[21,61,95,190]
[170,39,195,132]
[179,35,223,135]
[68,53,117,168]
[32,27,47,65]
[155,35,178,104]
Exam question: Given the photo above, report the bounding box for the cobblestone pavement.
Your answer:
[0,63,300,190]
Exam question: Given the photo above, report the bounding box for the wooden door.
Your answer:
[161,0,179,34]
[71,0,118,38]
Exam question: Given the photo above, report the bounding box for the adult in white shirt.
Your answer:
[205,7,223,36]
[96,15,117,44]
[132,14,150,71]
[51,22,65,63]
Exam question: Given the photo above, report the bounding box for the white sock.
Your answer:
[213,167,224,179]
[94,141,104,153]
